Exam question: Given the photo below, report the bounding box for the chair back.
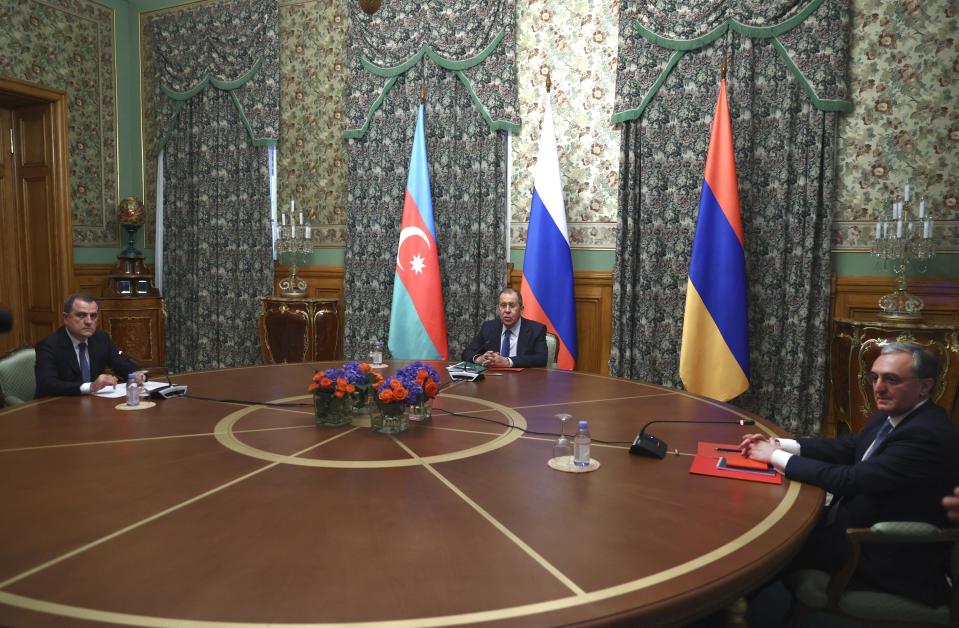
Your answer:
[0,347,37,406]
[545,332,558,368]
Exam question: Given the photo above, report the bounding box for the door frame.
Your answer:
[0,75,75,344]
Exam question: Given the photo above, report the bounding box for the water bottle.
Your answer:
[126,374,140,407]
[573,420,591,467]
[371,339,383,365]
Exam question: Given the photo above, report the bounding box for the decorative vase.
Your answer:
[407,399,432,423]
[371,400,409,434]
[314,394,353,427]
[352,389,372,415]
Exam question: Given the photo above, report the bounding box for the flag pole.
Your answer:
[419,82,425,104]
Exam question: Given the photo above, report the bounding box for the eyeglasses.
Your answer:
[866,373,920,386]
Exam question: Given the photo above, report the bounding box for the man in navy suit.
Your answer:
[741,342,959,607]
[35,293,143,397]
[461,288,547,368]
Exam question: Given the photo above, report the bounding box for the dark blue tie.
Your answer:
[501,328,511,357]
[78,342,91,383]
[862,419,894,461]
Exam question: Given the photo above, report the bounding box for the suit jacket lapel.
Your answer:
[516,318,532,353]
[58,327,82,378]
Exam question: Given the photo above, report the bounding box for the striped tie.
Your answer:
[862,419,894,461]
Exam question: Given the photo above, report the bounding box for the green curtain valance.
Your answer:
[154,56,276,155]
[613,0,851,124]
[147,0,279,155]
[343,0,518,139]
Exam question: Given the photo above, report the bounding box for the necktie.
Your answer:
[78,342,91,383]
[501,328,511,357]
[862,418,894,461]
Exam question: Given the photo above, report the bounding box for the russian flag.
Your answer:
[520,91,577,370]
[679,78,749,401]
[387,104,449,360]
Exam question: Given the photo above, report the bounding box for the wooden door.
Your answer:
[0,107,25,354]
[15,102,62,342]
[0,78,75,354]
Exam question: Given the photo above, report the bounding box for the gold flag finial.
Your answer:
[546,69,552,93]
[419,83,425,103]
[721,60,727,81]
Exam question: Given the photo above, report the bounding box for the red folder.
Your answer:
[689,441,782,485]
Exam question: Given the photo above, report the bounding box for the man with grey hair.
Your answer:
[35,293,143,397]
[462,288,547,368]
[740,341,959,607]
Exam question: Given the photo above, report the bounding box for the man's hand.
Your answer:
[738,433,770,451]
[487,353,511,368]
[91,374,118,393]
[943,486,959,522]
[739,434,781,464]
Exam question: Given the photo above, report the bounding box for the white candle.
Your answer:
[291,199,295,213]
[904,184,910,202]
[299,212,304,225]
[305,226,312,240]
[919,199,925,218]
[875,221,881,239]
[281,213,286,225]
[291,225,296,238]
[896,220,903,238]
[883,222,889,238]
[924,219,932,239]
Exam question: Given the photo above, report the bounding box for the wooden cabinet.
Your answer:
[826,317,959,436]
[258,297,339,363]
[96,296,166,369]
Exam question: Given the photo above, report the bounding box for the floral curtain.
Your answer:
[148,0,279,373]
[611,0,850,435]
[342,0,518,360]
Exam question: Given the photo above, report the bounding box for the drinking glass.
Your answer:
[552,413,572,460]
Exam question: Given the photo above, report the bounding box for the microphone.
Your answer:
[0,309,12,333]
[143,366,189,399]
[630,418,756,459]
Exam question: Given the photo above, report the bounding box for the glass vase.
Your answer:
[352,389,372,415]
[371,399,409,434]
[314,394,353,427]
[407,399,432,423]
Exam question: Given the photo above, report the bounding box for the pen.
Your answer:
[715,447,741,452]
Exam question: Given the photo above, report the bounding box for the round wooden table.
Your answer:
[0,363,823,627]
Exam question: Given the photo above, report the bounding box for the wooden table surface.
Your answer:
[0,363,823,627]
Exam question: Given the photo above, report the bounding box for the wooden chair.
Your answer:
[785,521,959,626]
[544,332,558,368]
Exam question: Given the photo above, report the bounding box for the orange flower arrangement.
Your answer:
[309,362,382,399]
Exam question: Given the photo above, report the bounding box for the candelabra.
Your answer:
[870,185,936,321]
[274,202,313,297]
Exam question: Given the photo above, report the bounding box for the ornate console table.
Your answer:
[826,317,959,436]
[258,297,339,364]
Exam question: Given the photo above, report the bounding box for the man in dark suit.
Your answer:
[35,293,142,397]
[462,288,547,368]
[741,342,959,607]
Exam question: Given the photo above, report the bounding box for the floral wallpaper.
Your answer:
[278,0,348,246]
[510,0,621,250]
[833,0,958,251]
[0,0,118,247]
